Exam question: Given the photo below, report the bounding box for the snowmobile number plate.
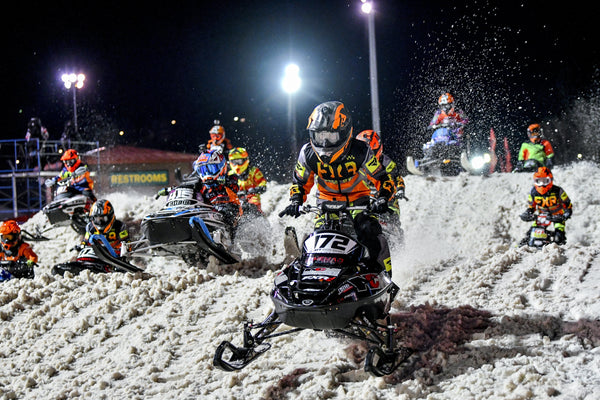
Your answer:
[531,228,548,239]
[303,233,358,254]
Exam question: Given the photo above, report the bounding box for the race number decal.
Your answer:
[304,233,358,254]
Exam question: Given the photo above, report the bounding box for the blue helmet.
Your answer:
[194,149,227,182]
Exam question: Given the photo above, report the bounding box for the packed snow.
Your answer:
[1,161,599,399]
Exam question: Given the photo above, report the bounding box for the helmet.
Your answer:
[60,149,81,172]
[356,130,382,159]
[28,117,41,132]
[209,123,226,144]
[533,167,553,195]
[89,199,115,234]
[307,101,353,164]
[438,93,455,112]
[0,220,22,251]
[194,149,227,182]
[527,123,542,143]
[228,147,249,175]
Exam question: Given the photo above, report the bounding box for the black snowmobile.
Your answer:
[519,212,565,248]
[124,181,238,264]
[213,201,410,377]
[513,159,545,173]
[52,234,143,276]
[42,180,93,234]
[0,260,36,281]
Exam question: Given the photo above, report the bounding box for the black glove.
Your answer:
[279,201,302,218]
[370,197,389,214]
[545,158,553,169]
[549,214,565,223]
[520,211,535,221]
[563,210,572,220]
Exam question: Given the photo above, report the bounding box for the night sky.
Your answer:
[3,0,598,177]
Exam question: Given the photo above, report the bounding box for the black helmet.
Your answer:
[307,101,353,164]
[90,199,115,234]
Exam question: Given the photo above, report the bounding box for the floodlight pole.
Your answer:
[362,1,381,136]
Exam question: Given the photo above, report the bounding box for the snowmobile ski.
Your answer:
[89,234,143,273]
[189,216,238,264]
[406,156,425,176]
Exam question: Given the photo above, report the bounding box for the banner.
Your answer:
[110,170,168,186]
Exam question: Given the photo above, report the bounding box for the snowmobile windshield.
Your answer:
[534,177,551,186]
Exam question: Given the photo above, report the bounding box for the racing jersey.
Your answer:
[290,138,395,204]
[518,140,554,164]
[526,185,572,216]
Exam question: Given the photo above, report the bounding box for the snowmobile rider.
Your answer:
[519,167,572,245]
[280,101,396,276]
[228,147,268,214]
[158,149,242,229]
[0,220,38,280]
[45,149,97,205]
[427,92,468,145]
[80,199,130,257]
[517,123,555,170]
[204,121,234,157]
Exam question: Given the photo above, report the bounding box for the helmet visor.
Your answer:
[229,158,246,166]
[1,233,17,243]
[534,177,551,187]
[93,215,112,229]
[310,130,342,148]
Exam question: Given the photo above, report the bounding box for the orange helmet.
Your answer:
[0,220,22,251]
[527,123,542,143]
[61,148,81,172]
[533,166,553,195]
[228,147,250,175]
[356,130,382,159]
[307,101,353,164]
[209,123,226,144]
[438,93,454,111]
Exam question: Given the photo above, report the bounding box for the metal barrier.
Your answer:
[0,138,99,220]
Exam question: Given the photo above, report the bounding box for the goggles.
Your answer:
[229,158,246,166]
[310,130,341,147]
[93,215,112,227]
[534,177,551,186]
[64,159,77,167]
[210,133,223,141]
[1,233,17,243]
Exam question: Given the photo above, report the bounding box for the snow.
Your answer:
[2,161,600,399]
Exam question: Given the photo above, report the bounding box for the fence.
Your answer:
[0,138,99,220]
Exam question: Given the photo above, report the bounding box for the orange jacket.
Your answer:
[290,139,395,204]
[0,242,38,263]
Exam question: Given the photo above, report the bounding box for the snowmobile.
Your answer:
[42,180,93,234]
[213,201,410,377]
[407,124,491,176]
[0,260,35,281]
[513,159,544,173]
[52,234,143,276]
[123,180,238,264]
[520,212,564,248]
